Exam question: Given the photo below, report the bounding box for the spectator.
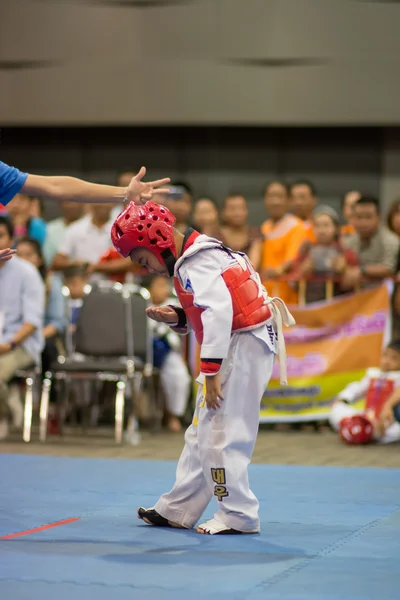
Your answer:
[341,190,361,237]
[164,182,193,234]
[16,237,65,383]
[144,274,191,433]
[0,217,45,440]
[192,198,222,239]
[52,204,132,281]
[220,193,260,253]
[42,201,85,267]
[387,198,400,238]
[290,206,359,303]
[342,196,400,288]
[6,193,47,246]
[330,341,400,445]
[289,180,318,241]
[250,181,307,304]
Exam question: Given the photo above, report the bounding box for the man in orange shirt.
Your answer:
[289,180,318,242]
[249,181,307,304]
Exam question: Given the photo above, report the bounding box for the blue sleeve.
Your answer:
[45,276,66,333]
[0,161,28,205]
[29,218,47,246]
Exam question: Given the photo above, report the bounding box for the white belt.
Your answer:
[266,297,296,386]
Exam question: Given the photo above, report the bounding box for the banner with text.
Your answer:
[261,283,392,422]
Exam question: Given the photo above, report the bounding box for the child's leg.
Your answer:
[329,401,358,431]
[197,332,275,533]
[152,384,213,528]
[160,351,191,417]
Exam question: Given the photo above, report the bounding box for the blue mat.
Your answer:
[0,454,399,600]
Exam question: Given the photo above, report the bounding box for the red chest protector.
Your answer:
[173,232,272,345]
[364,376,396,421]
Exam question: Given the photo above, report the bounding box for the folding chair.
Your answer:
[39,281,152,443]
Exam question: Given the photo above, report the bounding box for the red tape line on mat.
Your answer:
[1,517,81,540]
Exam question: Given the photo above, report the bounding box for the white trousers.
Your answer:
[160,351,191,417]
[330,401,400,444]
[154,330,275,532]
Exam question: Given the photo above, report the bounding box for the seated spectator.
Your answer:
[42,201,85,267]
[341,190,361,237]
[52,203,132,281]
[192,197,222,239]
[289,180,318,241]
[144,274,191,433]
[387,198,400,239]
[6,193,47,246]
[342,196,400,288]
[330,341,400,444]
[0,217,45,440]
[290,206,359,303]
[164,182,193,234]
[220,193,260,253]
[250,181,307,304]
[16,237,66,381]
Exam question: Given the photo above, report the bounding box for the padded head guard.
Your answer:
[111,202,177,274]
[339,415,374,445]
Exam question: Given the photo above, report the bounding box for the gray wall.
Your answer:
[1,0,400,125]
[0,126,383,223]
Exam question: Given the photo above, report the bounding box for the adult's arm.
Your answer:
[0,161,169,206]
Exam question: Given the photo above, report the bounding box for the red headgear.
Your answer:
[111,202,177,274]
[339,415,374,445]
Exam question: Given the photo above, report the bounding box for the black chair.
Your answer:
[39,281,152,443]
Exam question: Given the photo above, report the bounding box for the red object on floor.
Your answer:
[47,415,60,435]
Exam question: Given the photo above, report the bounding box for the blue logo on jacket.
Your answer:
[185,278,194,293]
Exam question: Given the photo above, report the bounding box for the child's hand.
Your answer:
[146,306,178,325]
[375,402,394,437]
[205,374,224,410]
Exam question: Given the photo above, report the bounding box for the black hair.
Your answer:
[223,192,247,207]
[289,179,317,197]
[63,265,89,280]
[194,197,219,209]
[354,196,380,215]
[16,237,46,280]
[0,215,14,239]
[171,181,193,196]
[263,181,290,196]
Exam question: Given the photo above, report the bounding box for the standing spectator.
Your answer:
[42,201,85,267]
[343,196,400,288]
[0,217,45,440]
[164,182,193,234]
[289,180,318,241]
[52,204,132,281]
[192,198,222,239]
[220,193,260,253]
[341,190,361,237]
[387,198,400,238]
[291,206,359,303]
[250,181,307,304]
[6,193,47,246]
